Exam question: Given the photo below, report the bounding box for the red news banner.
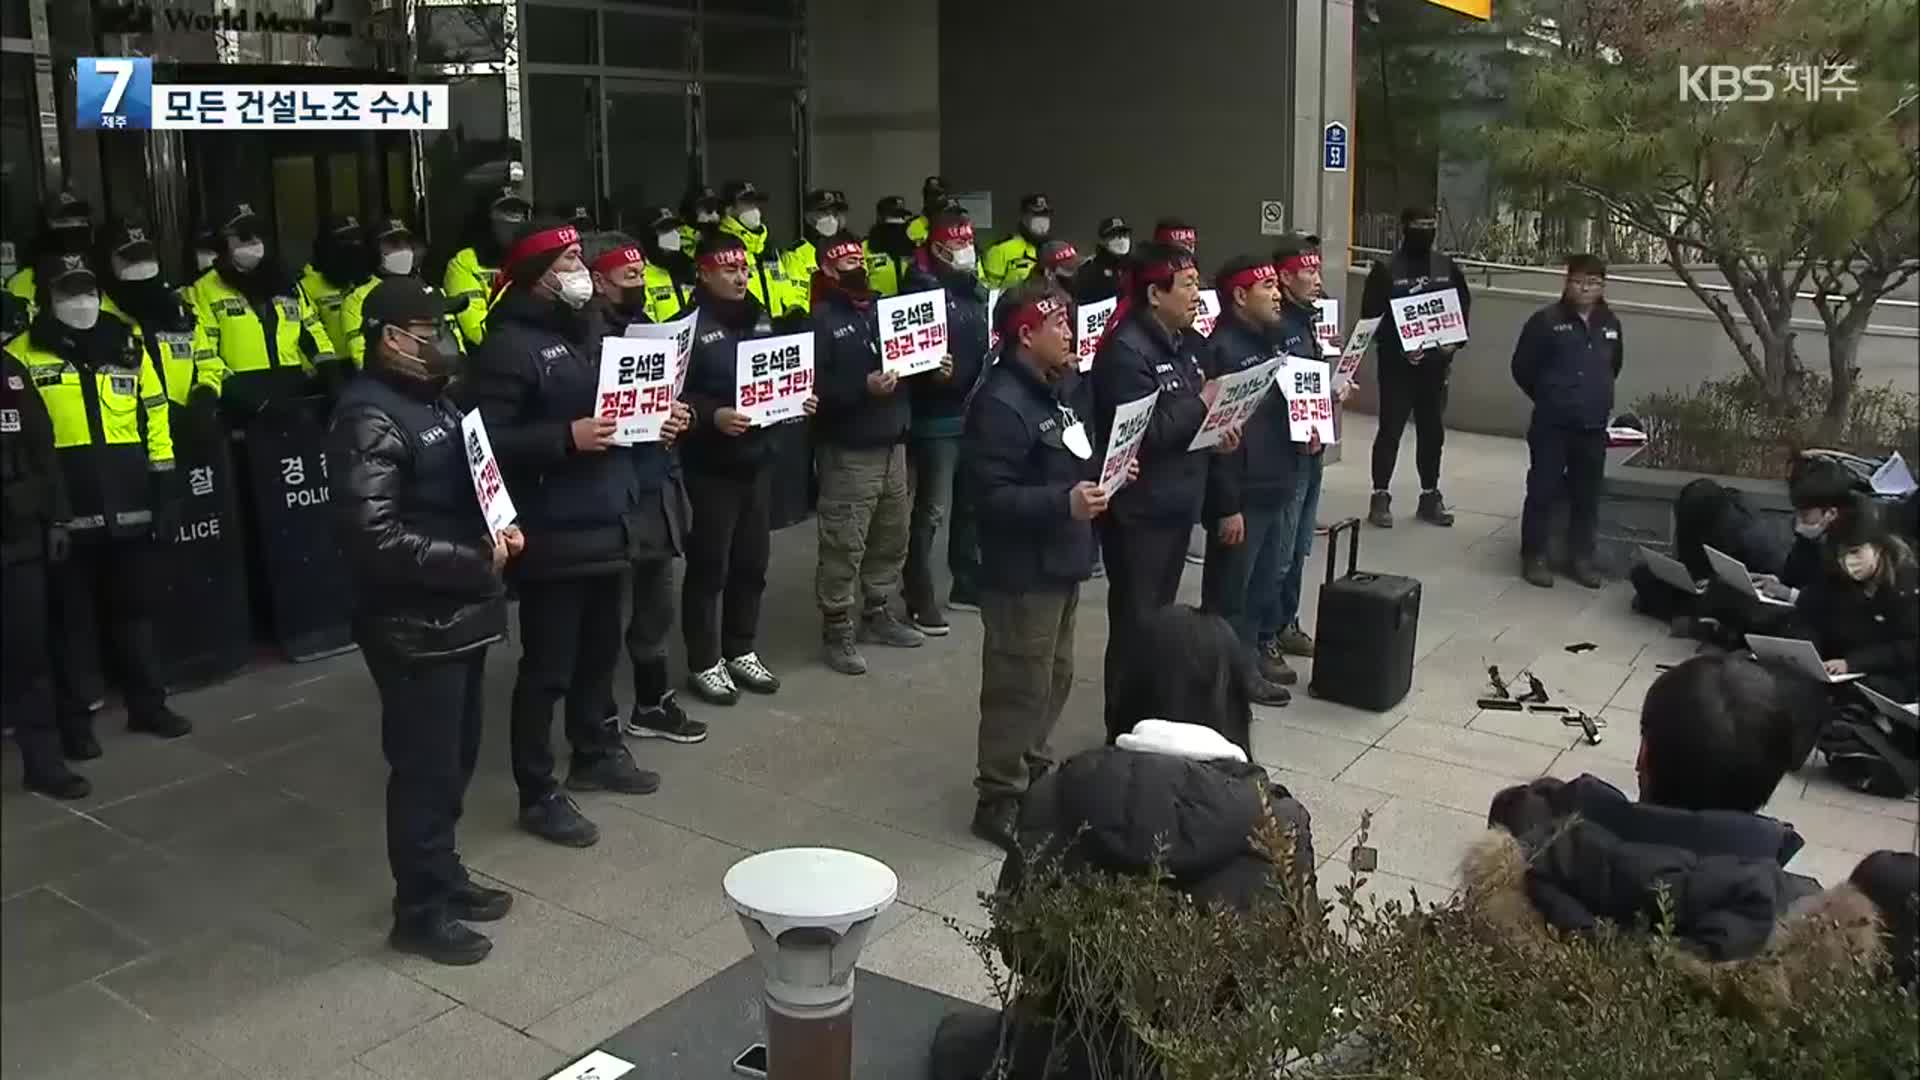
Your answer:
[879,289,948,377]
[736,332,815,426]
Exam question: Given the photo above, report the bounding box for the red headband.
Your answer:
[1134,251,1197,289]
[1220,263,1277,294]
[1041,242,1080,269]
[503,225,579,271]
[930,220,974,246]
[822,238,863,264]
[1006,294,1068,339]
[1276,251,1321,273]
[697,247,749,272]
[590,245,645,275]
[1155,227,1197,248]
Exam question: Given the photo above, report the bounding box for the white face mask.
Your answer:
[1841,547,1879,581]
[1793,517,1828,539]
[553,267,594,309]
[1105,236,1132,257]
[118,259,161,282]
[230,240,265,271]
[53,292,102,331]
[380,248,415,276]
[811,214,839,237]
[947,246,978,272]
[1027,215,1051,238]
[736,207,763,231]
[195,250,218,272]
[657,230,683,253]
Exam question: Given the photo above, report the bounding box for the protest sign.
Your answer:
[1277,357,1336,444]
[1387,287,1469,353]
[1193,289,1220,338]
[1101,390,1159,495]
[878,288,949,376]
[461,409,518,544]
[1188,357,1280,451]
[736,332,815,426]
[624,309,697,397]
[596,336,676,444]
[1076,297,1118,371]
[1313,298,1340,356]
[1333,315,1383,389]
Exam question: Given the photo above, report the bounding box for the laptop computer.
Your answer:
[1638,547,1704,595]
[1702,545,1795,607]
[1746,634,1865,684]
[1858,682,1920,731]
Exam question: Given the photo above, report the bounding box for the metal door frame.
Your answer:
[599,74,697,224]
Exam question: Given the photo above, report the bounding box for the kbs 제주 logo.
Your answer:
[77,57,448,131]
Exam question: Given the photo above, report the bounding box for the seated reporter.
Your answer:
[329,279,519,966]
[1791,498,1919,700]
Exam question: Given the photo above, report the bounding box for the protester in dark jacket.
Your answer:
[1070,216,1132,305]
[963,282,1113,850]
[1266,235,1345,664]
[902,213,990,632]
[1199,255,1296,705]
[1793,499,1920,700]
[580,232,703,744]
[330,277,518,966]
[1361,206,1472,529]
[463,220,661,850]
[677,231,815,705]
[1512,254,1623,589]
[1465,654,1905,990]
[1,347,88,798]
[1091,243,1233,742]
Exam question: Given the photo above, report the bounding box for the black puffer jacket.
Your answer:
[1090,310,1210,527]
[1203,310,1300,521]
[329,368,505,661]
[1793,557,1920,696]
[0,350,68,565]
[679,290,781,476]
[810,281,909,449]
[999,744,1314,911]
[1486,774,1820,961]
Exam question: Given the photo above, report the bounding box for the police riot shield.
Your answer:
[153,399,252,688]
[239,395,355,661]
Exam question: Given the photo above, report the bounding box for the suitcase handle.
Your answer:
[1323,516,1363,584]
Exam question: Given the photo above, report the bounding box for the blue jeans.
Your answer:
[907,436,979,610]
[1202,505,1295,653]
[1274,452,1324,634]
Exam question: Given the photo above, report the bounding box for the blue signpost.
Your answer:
[1323,121,1349,172]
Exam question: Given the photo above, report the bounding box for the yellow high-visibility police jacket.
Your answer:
[187,268,337,406]
[643,263,690,324]
[907,215,930,245]
[4,267,37,318]
[718,215,804,320]
[441,246,495,350]
[298,264,360,354]
[4,311,174,535]
[338,275,468,368]
[981,235,1037,289]
[863,242,914,299]
[779,239,819,312]
[99,292,223,406]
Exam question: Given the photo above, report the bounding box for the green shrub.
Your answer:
[1632,374,1919,480]
[954,816,1920,1080]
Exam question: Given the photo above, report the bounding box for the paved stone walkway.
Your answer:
[3,415,1914,1079]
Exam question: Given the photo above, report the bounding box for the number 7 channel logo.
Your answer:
[76,57,154,130]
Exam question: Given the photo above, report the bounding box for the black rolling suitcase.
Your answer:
[1308,518,1421,711]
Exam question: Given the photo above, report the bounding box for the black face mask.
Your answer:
[614,282,648,314]
[838,267,871,295]
[1402,227,1436,257]
[387,326,459,382]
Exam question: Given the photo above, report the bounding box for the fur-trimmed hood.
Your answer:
[1460,827,1887,1012]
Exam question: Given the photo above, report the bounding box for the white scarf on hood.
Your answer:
[1115,719,1248,764]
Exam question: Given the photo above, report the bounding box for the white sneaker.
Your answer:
[725,651,781,694]
[687,661,739,705]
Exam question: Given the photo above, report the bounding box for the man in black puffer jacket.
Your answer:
[901,212,990,634]
[811,235,926,675]
[463,220,662,851]
[1091,243,1234,742]
[678,231,815,705]
[331,278,519,966]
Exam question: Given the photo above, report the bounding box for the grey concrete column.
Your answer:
[1286,0,1356,464]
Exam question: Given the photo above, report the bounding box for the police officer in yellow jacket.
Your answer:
[190,201,342,420]
[779,188,850,304]
[717,180,804,324]
[678,185,724,254]
[5,253,194,754]
[637,206,695,323]
[981,193,1053,289]
[906,175,949,246]
[865,195,919,299]
[97,218,224,407]
[442,186,531,351]
[342,217,442,368]
[299,215,371,351]
[5,191,97,319]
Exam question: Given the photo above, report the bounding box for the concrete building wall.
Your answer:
[806,0,941,229]
[934,0,1351,278]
